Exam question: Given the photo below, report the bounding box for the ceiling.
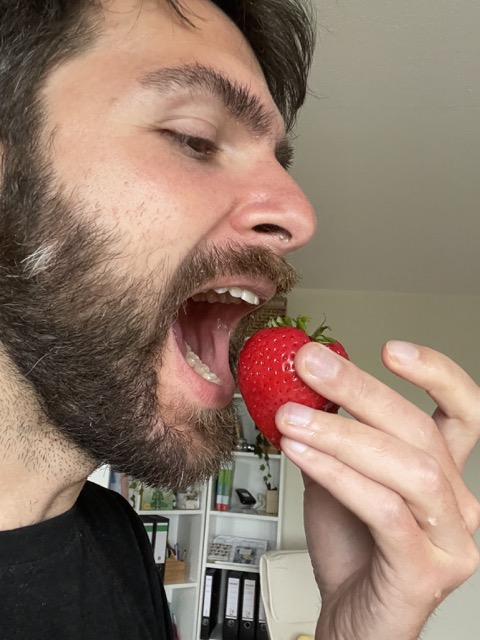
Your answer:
[288,0,480,295]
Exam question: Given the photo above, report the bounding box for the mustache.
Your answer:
[165,242,300,309]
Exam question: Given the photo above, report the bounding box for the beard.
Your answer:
[0,142,298,490]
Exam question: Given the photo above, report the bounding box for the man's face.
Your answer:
[0,0,316,488]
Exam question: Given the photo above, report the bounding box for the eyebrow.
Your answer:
[139,63,294,168]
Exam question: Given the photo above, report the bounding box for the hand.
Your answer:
[276,341,480,640]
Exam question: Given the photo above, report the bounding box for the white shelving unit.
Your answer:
[130,448,285,639]
[196,450,285,638]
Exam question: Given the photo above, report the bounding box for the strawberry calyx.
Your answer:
[266,314,338,345]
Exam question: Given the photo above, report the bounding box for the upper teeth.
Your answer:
[192,286,260,306]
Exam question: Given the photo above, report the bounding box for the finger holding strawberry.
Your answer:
[274,339,480,640]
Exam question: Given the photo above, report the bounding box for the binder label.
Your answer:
[203,574,213,617]
[241,579,256,621]
[225,577,240,618]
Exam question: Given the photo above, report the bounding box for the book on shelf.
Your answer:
[215,462,234,511]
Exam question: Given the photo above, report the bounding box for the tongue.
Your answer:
[176,299,240,387]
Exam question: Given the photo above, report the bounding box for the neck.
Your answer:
[0,349,96,530]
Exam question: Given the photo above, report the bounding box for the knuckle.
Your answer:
[470,385,480,420]
[407,413,438,448]
[415,454,445,495]
[465,542,480,577]
[420,543,480,601]
[416,415,438,444]
[464,542,480,578]
[379,492,410,529]
[462,495,480,534]
[452,540,480,586]
[458,384,480,427]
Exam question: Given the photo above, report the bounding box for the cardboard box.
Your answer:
[164,559,187,584]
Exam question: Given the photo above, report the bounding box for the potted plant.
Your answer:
[128,478,143,510]
[254,430,279,514]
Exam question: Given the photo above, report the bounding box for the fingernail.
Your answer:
[386,340,419,364]
[305,344,341,378]
[281,402,314,427]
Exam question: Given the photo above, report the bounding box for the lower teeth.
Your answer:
[185,343,221,385]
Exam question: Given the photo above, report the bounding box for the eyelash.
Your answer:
[161,128,293,171]
[161,130,220,161]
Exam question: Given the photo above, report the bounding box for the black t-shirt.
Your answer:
[0,481,173,640]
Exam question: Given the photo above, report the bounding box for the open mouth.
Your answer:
[174,284,268,387]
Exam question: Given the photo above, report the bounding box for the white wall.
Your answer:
[280,287,480,639]
[289,0,480,297]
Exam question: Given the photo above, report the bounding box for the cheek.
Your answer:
[58,134,226,274]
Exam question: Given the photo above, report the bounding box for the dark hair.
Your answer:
[0,0,315,148]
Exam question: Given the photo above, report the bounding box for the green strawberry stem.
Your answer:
[267,314,337,345]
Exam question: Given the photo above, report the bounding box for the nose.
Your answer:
[226,161,317,256]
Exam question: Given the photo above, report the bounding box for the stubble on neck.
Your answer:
[0,347,94,530]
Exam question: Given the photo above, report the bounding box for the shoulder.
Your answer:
[79,480,133,516]
[77,481,145,538]
[77,480,157,563]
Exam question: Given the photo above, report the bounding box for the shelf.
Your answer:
[209,510,278,522]
[137,509,203,517]
[234,451,281,460]
[164,580,198,591]
[205,561,260,574]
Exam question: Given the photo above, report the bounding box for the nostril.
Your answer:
[253,223,292,242]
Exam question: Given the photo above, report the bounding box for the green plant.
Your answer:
[128,478,144,509]
[254,430,277,490]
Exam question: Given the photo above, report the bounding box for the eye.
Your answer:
[161,129,220,161]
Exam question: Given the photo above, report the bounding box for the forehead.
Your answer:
[101,0,254,61]
[44,0,284,134]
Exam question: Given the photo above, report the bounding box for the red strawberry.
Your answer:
[237,315,349,450]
